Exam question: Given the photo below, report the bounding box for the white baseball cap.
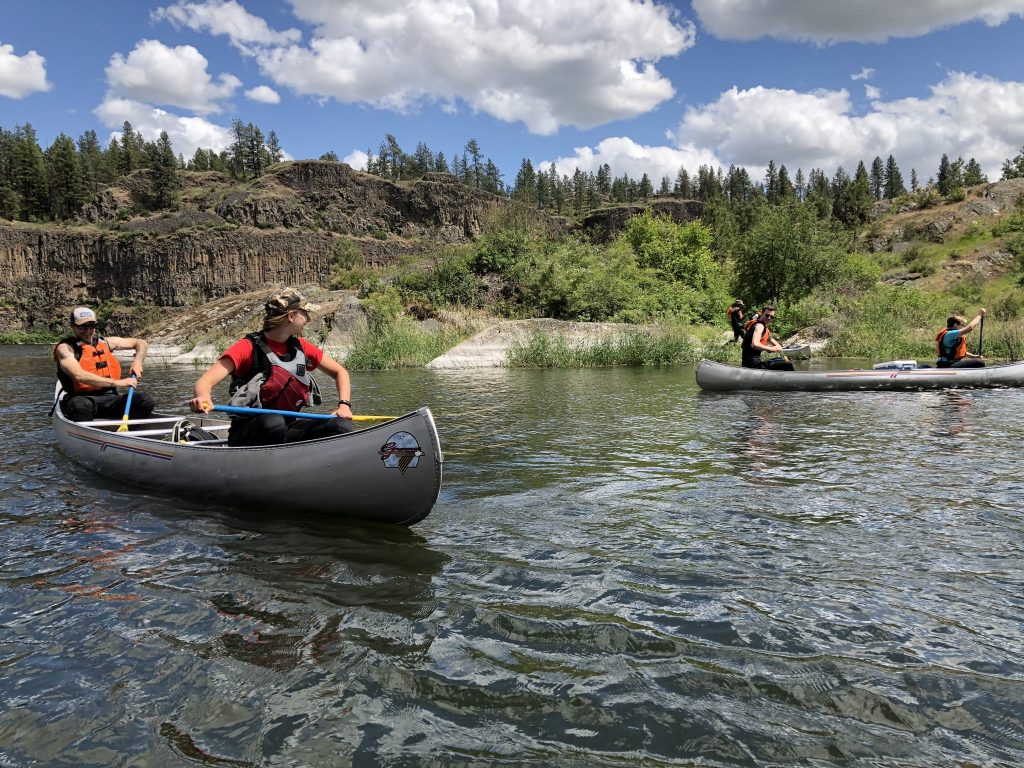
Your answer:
[69,307,98,325]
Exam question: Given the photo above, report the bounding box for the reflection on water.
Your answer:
[1,346,1023,766]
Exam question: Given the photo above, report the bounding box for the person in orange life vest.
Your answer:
[53,307,155,422]
[936,309,986,368]
[189,287,354,447]
[727,299,746,342]
[741,305,794,371]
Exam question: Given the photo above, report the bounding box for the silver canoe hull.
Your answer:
[53,399,443,526]
[696,359,1024,392]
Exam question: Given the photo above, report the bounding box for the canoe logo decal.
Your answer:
[379,432,424,474]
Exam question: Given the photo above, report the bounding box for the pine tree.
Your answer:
[777,164,795,202]
[963,157,986,186]
[229,119,248,179]
[764,160,779,204]
[794,168,805,201]
[13,123,48,220]
[265,131,283,165]
[936,154,952,195]
[465,139,483,189]
[638,172,654,201]
[44,133,85,219]
[77,129,105,195]
[152,130,178,207]
[869,156,884,200]
[658,175,671,196]
[120,121,140,175]
[482,159,502,195]
[882,155,905,199]
[910,168,919,192]
[1001,147,1024,180]
[595,163,611,201]
[805,168,832,219]
[512,158,536,204]
[673,166,691,197]
[0,128,20,219]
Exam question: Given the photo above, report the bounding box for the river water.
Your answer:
[1,345,1022,767]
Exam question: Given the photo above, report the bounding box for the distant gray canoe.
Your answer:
[52,387,442,525]
[696,359,1024,392]
[781,344,812,360]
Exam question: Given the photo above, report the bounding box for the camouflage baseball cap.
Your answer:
[265,287,320,316]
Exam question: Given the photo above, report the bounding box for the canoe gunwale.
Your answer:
[695,359,1024,392]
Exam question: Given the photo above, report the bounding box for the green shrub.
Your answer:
[0,329,60,344]
[397,247,483,309]
[946,187,967,202]
[344,288,464,369]
[992,292,1022,320]
[473,227,531,274]
[506,327,700,368]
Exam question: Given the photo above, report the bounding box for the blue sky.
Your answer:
[1,0,1022,187]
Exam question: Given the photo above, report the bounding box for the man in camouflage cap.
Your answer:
[190,287,354,446]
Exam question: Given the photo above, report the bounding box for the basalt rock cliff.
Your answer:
[0,161,566,334]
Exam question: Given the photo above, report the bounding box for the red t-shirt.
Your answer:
[222,335,324,379]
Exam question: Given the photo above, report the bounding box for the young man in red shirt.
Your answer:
[189,288,354,446]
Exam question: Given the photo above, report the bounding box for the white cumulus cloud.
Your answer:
[0,42,51,99]
[670,72,1024,180]
[542,136,723,181]
[343,149,368,171]
[160,0,696,134]
[851,67,875,81]
[245,84,280,103]
[692,0,1024,43]
[551,72,1024,185]
[106,39,241,114]
[153,0,301,47]
[94,96,234,158]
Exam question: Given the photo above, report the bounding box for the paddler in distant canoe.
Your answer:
[741,305,794,371]
[936,308,986,368]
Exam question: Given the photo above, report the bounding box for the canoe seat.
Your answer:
[169,418,221,444]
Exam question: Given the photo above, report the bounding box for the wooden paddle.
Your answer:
[204,403,397,422]
[116,373,137,432]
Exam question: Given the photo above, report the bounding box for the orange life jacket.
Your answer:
[54,335,121,394]
[741,321,772,365]
[935,328,967,362]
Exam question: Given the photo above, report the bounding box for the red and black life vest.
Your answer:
[53,335,121,394]
[230,332,319,412]
[935,328,967,363]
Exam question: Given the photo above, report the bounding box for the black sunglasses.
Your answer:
[76,322,98,329]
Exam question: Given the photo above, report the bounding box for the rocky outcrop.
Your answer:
[0,161,554,333]
[579,199,705,243]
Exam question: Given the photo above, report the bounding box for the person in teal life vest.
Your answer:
[741,305,794,371]
[53,306,155,422]
[189,288,354,446]
[726,299,746,342]
[936,308,986,368]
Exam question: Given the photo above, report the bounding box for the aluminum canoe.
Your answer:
[695,359,1024,392]
[52,388,443,525]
